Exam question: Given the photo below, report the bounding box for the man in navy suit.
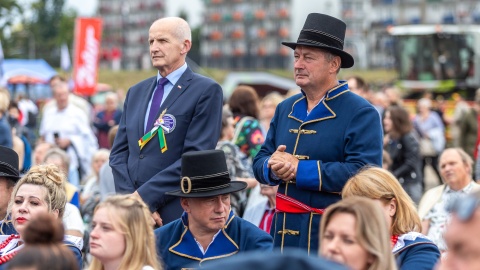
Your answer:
[110,17,223,226]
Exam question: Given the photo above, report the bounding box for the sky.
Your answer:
[65,0,204,27]
[65,0,97,16]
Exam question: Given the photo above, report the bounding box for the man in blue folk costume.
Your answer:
[155,150,273,270]
[253,13,383,254]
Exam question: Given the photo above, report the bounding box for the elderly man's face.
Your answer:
[439,149,471,191]
[181,194,230,233]
[293,46,338,92]
[53,84,70,110]
[441,211,480,270]
[105,96,118,112]
[33,143,52,165]
[149,19,187,75]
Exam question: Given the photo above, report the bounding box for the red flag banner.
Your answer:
[73,18,103,96]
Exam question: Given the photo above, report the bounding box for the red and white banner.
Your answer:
[73,18,102,96]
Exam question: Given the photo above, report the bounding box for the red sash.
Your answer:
[276,193,325,215]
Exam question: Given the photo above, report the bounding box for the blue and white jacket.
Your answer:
[394,232,440,270]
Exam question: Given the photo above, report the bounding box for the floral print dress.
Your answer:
[233,114,265,161]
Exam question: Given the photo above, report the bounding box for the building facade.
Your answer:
[97,0,480,70]
[97,0,165,70]
[199,0,340,70]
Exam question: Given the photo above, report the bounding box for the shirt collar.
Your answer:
[156,62,188,85]
[445,181,474,194]
[194,230,222,255]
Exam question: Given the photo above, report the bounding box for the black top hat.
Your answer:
[282,13,354,68]
[0,146,20,181]
[166,150,247,198]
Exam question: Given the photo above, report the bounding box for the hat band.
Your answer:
[297,30,343,50]
[0,161,19,178]
[181,172,230,194]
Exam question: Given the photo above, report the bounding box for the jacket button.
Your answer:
[139,155,144,159]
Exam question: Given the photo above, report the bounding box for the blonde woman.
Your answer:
[0,164,82,269]
[342,167,440,270]
[320,196,397,270]
[88,194,161,270]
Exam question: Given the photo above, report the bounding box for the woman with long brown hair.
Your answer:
[383,105,423,203]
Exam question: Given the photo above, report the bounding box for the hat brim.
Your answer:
[0,172,20,181]
[166,181,248,198]
[282,41,354,68]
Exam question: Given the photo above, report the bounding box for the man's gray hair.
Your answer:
[321,49,341,74]
[43,147,71,173]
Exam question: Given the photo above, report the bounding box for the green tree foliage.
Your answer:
[9,0,76,66]
[57,9,76,50]
[0,0,22,40]
[28,0,65,65]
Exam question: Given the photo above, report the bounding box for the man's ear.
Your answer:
[181,40,192,55]
[180,197,190,212]
[330,56,341,74]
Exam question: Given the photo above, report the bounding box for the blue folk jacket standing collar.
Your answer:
[289,80,349,123]
[169,210,238,261]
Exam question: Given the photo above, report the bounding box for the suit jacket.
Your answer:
[110,67,223,216]
[155,210,273,270]
[253,81,383,253]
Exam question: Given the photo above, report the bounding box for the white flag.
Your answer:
[61,43,71,71]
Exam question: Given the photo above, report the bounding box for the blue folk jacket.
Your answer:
[253,81,383,253]
[155,210,273,270]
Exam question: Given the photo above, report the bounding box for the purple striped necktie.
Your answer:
[146,77,169,133]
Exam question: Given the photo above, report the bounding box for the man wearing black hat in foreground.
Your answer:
[253,13,383,253]
[0,146,21,235]
[155,150,273,270]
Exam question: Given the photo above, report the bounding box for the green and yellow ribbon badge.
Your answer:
[138,109,168,153]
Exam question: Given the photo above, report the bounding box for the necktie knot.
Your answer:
[158,77,169,87]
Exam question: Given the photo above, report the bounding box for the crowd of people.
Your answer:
[1,12,480,270]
